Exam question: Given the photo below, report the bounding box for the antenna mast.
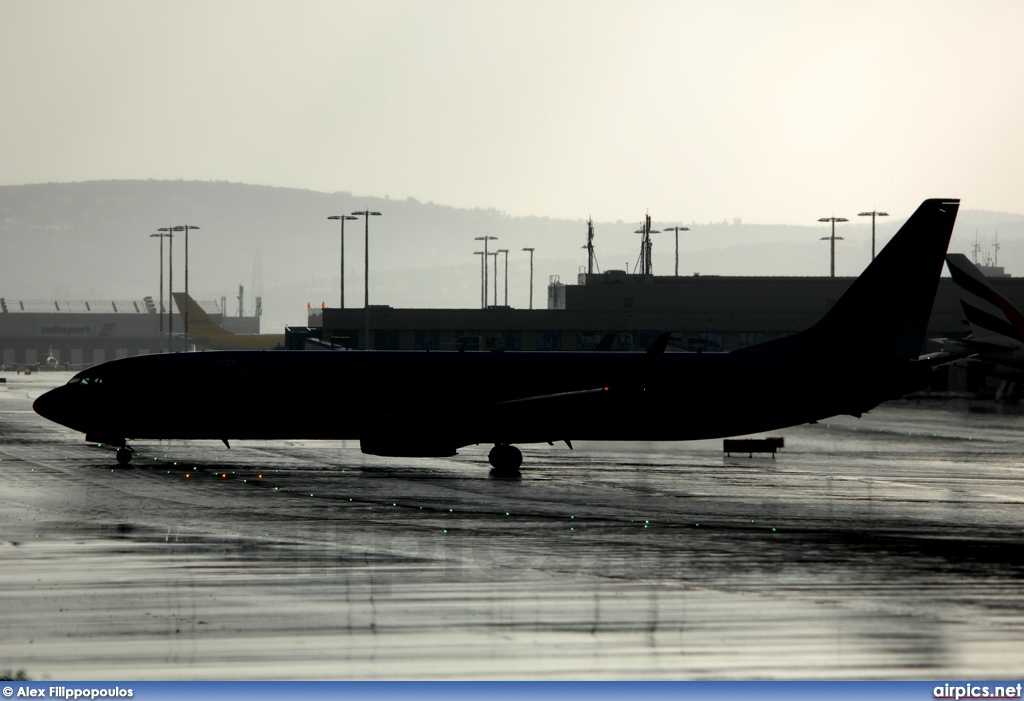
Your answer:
[585,217,596,275]
[633,213,660,275]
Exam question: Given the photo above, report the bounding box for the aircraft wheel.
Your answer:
[116,448,132,465]
[488,444,522,477]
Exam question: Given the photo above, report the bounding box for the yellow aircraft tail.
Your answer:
[171,292,284,350]
[172,293,232,338]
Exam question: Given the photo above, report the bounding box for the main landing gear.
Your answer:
[488,444,522,478]
[115,444,134,465]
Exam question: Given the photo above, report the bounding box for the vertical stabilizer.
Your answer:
[172,293,233,338]
[739,198,960,358]
[946,253,1024,342]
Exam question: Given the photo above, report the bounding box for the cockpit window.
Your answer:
[68,377,81,384]
[68,376,102,386]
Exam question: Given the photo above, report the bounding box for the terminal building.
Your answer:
[0,296,260,368]
[313,266,1024,354]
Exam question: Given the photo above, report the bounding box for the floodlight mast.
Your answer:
[522,247,535,309]
[473,251,486,308]
[818,216,848,278]
[328,215,358,307]
[149,231,171,351]
[857,210,889,261]
[489,252,499,305]
[474,236,497,307]
[662,225,690,276]
[497,249,509,306]
[157,227,175,350]
[179,225,199,351]
[351,210,381,348]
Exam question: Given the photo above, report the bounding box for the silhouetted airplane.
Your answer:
[931,253,1024,398]
[936,253,1024,363]
[172,293,284,350]
[34,199,960,475]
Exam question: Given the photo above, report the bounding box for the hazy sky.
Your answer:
[2,0,1022,224]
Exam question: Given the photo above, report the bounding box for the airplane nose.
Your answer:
[33,387,72,427]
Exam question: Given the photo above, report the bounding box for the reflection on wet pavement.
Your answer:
[2,373,1024,678]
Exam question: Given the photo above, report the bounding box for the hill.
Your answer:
[2,181,1021,331]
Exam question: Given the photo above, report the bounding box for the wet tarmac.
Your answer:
[2,371,1024,679]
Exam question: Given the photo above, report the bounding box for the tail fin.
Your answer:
[172,293,233,338]
[738,198,960,358]
[946,252,1024,342]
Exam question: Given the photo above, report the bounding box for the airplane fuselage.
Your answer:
[33,348,932,456]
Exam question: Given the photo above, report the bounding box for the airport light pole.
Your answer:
[473,251,486,308]
[818,216,848,278]
[179,224,199,351]
[351,210,381,349]
[857,210,888,261]
[662,226,690,277]
[149,231,171,351]
[474,236,497,307]
[157,227,176,350]
[490,252,499,306]
[328,214,358,308]
[497,249,509,306]
[522,247,535,309]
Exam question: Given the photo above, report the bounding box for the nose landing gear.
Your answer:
[488,443,522,478]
